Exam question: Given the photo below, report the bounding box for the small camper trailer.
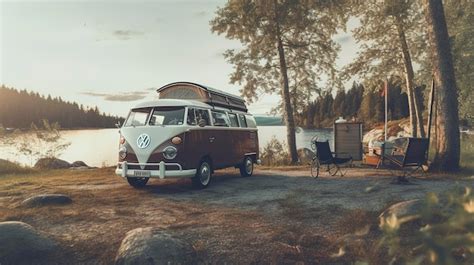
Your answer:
[115,82,259,188]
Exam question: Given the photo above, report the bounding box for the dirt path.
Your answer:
[0,167,472,264]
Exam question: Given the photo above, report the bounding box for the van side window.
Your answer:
[211,111,230,127]
[245,115,257,128]
[187,108,197,125]
[238,114,247,128]
[195,109,211,126]
[228,113,239,127]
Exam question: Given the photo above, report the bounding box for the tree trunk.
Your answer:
[274,0,298,164]
[423,0,460,171]
[395,16,425,137]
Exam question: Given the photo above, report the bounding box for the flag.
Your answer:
[380,81,388,97]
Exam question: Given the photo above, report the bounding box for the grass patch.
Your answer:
[460,134,474,175]
[0,159,36,176]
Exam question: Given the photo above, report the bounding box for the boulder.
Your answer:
[363,128,384,145]
[21,194,72,208]
[34,158,70,169]
[115,227,196,265]
[0,221,57,264]
[71,161,89,167]
[379,199,423,229]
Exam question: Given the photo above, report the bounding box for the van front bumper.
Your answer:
[115,161,196,179]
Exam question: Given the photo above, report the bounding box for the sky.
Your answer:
[0,0,359,117]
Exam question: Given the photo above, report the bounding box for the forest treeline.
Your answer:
[297,78,424,128]
[0,85,123,129]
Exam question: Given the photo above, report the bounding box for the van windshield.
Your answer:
[124,108,151,127]
[149,107,185,126]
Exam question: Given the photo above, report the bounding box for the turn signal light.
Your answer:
[120,136,126,145]
[171,136,182,145]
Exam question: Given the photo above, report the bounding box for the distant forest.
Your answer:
[0,86,124,129]
[296,79,414,128]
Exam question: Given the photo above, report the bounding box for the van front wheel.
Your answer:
[192,160,212,189]
[240,156,254,177]
[127,177,149,188]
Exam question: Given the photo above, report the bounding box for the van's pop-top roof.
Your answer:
[157,82,248,112]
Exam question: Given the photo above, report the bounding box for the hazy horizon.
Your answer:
[0,0,359,117]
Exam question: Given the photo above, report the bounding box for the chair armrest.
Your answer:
[384,154,403,167]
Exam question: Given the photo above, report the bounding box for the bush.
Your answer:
[376,187,474,264]
[0,159,35,175]
[259,137,292,166]
[0,120,70,166]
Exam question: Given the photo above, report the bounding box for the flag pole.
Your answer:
[384,79,388,142]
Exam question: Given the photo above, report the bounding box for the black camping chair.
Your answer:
[383,137,429,183]
[311,140,352,178]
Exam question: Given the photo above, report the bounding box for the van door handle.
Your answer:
[209,137,215,143]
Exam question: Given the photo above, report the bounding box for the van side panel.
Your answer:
[180,128,258,170]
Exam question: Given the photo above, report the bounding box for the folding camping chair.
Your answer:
[311,140,353,178]
[382,137,429,182]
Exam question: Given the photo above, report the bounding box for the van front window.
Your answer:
[124,108,151,127]
[149,107,185,126]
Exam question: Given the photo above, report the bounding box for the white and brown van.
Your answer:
[115,82,259,188]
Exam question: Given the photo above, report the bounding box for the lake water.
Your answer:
[0,126,333,167]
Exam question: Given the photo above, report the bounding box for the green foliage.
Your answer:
[444,0,473,125]
[0,85,124,129]
[260,137,291,166]
[378,188,474,264]
[460,134,474,172]
[1,120,71,166]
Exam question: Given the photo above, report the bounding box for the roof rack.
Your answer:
[156,82,248,112]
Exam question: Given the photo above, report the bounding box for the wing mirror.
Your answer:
[115,121,122,128]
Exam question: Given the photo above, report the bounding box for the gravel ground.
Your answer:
[0,167,472,264]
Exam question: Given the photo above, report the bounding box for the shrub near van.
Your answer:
[115,82,259,188]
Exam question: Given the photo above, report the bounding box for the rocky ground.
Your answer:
[0,167,472,264]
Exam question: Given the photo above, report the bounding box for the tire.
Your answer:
[192,160,212,189]
[239,156,254,177]
[127,177,149,188]
[311,158,319,178]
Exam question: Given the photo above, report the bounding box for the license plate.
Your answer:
[134,170,150,177]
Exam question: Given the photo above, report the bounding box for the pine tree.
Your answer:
[423,0,461,171]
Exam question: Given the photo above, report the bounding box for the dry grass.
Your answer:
[0,159,36,176]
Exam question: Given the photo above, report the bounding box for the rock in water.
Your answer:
[0,221,57,264]
[21,194,72,207]
[115,227,196,265]
[34,158,71,169]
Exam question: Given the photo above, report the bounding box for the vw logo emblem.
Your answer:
[136,133,151,149]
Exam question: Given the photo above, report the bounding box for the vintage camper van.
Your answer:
[115,82,259,188]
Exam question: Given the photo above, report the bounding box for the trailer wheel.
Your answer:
[192,160,212,189]
[239,156,254,177]
[127,177,149,188]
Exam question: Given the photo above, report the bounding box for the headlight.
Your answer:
[171,136,182,145]
[119,146,127,160]
[163,146,177,160]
